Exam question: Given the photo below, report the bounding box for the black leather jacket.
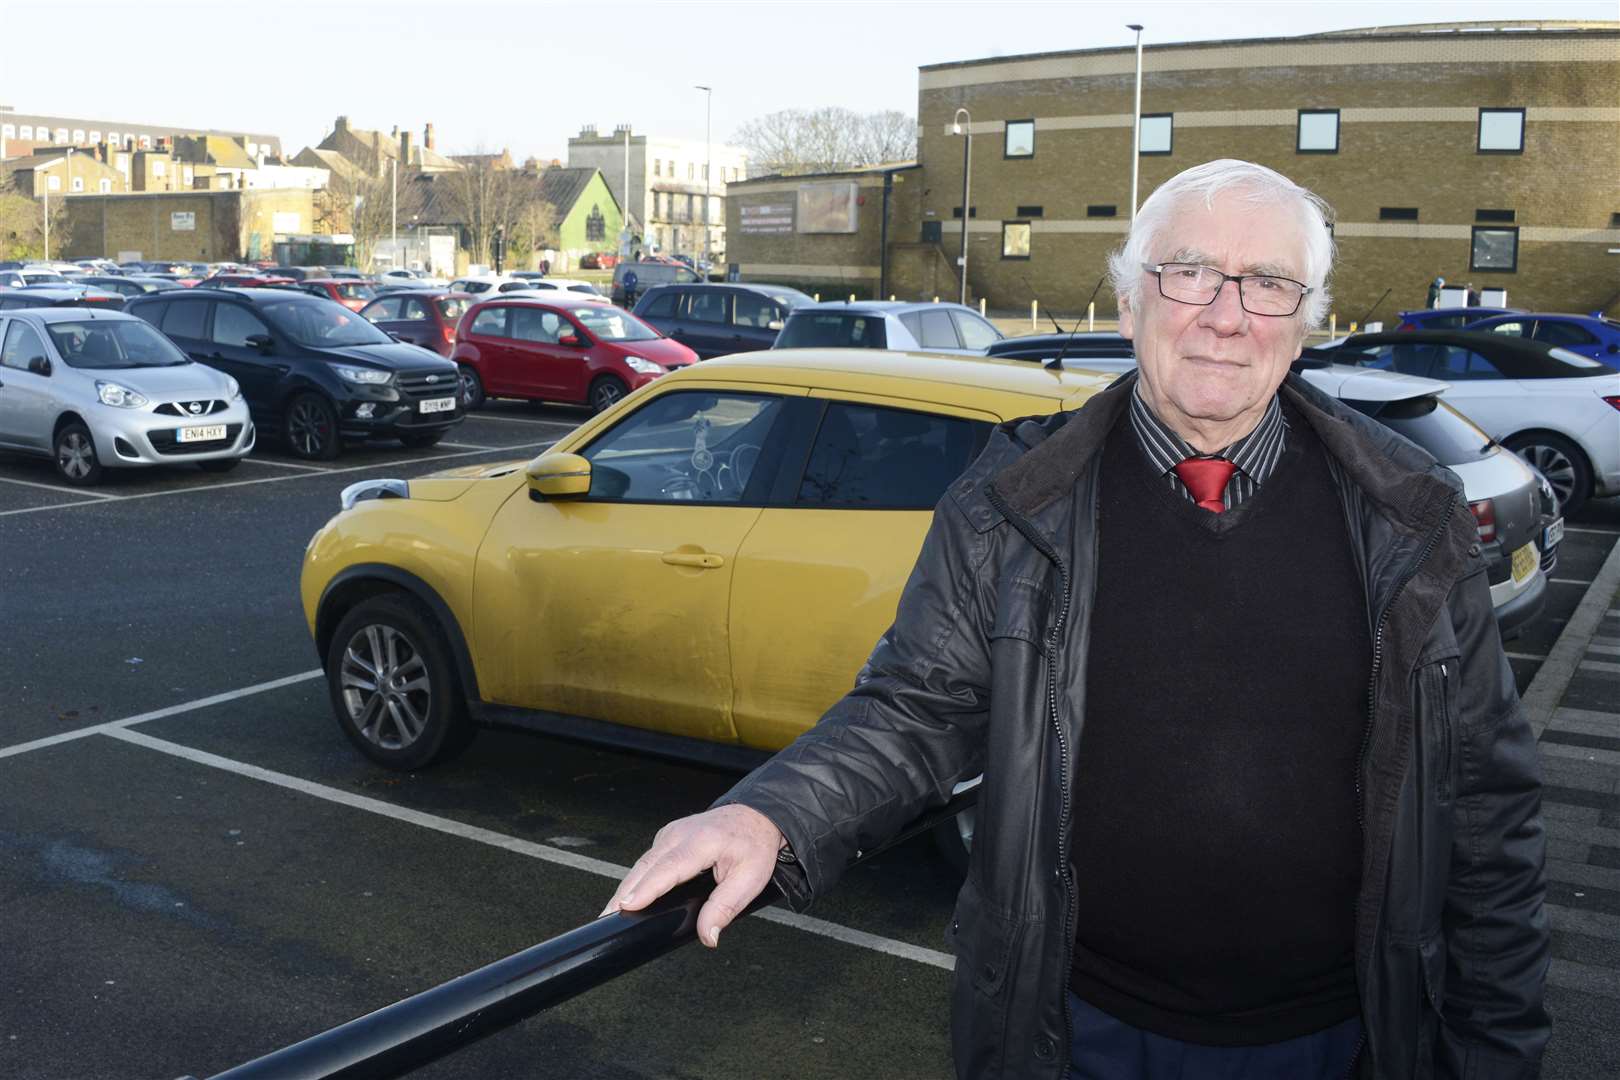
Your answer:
[725,371,1550,1079]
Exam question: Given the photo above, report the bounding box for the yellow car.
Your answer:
[300,348,1109,771]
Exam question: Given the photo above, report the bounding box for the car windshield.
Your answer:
[337,282,376,300]
[776,313,888,349]
[261,300,393,347]
[46,319,190,369]
[436,297,469,321]
[573,306,659,342]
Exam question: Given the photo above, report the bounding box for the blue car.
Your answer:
[1464,311,1620,363]
[1395,306,1519,332]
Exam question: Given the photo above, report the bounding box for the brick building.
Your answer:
[59,189,317,263]
[729,20,1620,319]
[916,20,1620,320]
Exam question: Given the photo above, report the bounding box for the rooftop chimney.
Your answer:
[335,115,349,133]
[423,122,435,151]
[400,130,414,167]
[391,125,399,139]
[580,124,599,138]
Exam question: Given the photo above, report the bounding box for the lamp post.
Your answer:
[952,107,972,306]
[1128,23,1144,222]
[39,156,65,260]
[695,84,712,270]
[391,156,398,272]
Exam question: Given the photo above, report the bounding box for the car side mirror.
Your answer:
[27,355,51,376]
[558,333,582,347]
[245,333,273,353]
[527,452,592,501]
[767,319,784,332]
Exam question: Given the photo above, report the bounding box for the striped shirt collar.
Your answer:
[1129,386,1289,489]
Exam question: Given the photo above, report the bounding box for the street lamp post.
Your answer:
[695,85,712,270]
[1128,23,1145,222]
[391,156,398,271]
[952,107,972,306]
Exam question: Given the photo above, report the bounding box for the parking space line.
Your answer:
[0,669,323,761]
[100,726,957,972]
[0,443,555,518]
[439,442,499,451]
[463,414,579,428]
[1551,578,1595,586]
[1568,527,1620,536]
[0,474,121,499]
[1506,652,1547,662]
[238,457,330,471]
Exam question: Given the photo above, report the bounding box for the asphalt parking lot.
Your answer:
[1,402,1617,1079]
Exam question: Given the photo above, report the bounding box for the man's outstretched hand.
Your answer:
[600,804,786,948]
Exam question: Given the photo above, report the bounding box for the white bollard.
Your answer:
[890,294,896,301]
[1088,302,1095,332]
[933,295,939,303]
[849,294,855,303]
[814,293,820,302]
[1031,300,1038,332]
[979,297,987,316]
[1329,314,1336,338]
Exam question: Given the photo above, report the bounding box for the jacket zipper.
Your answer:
[1346,495,1455,1079]
[987,484,1077,1077]
[1437,663,1454,802]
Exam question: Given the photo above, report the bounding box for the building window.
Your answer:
[1379,207,1419,221]
[1471,226,1518,271]
[1004,119,1034,158]
[1015,205,1044,218]
[1475,209,1515,223]
[1087,205,1117,218]
[247,141,258,157]
[56,128,69,143]
[71,176,84,192]
[89,130,100,143]
[18,125,31,139]
[1296,110,1339,153]
[183,166,194,184]
[702,164,709,180]
[72,129,85,144]
[951,206,977,219]
[667,160,674,176]
[106,131,118,147]
[586,204,606,241]
[47,174,61,191]
[1478,109,1524,153]
[921,220,943,243]
[154,160,166,177]
[99,178,111,193]
[1139,114,1172,155]
[140,134,152,149]
[1002,222,1031,260]
[653,159,660,176]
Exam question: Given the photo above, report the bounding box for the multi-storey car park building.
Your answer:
[728,20,1619,321]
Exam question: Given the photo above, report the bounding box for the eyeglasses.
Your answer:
[1143,262,1312,317]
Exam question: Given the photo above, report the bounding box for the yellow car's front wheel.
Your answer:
[326,593,475,770]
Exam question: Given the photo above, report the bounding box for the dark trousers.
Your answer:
[1068,993,1363,1080]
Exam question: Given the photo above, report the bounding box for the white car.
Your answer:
[446,275,538,297]
[379,269,447,288]
[1324,330,1620,514]
[500,278,608,303]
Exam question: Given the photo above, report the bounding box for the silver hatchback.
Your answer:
[0,308,254,485]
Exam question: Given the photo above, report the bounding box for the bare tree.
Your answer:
[432,152,556,270]
[733,107,917,176]
[318,165,424,272]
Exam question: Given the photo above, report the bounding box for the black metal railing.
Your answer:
[182,782,977,1080]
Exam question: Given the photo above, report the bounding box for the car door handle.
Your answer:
[660,551,724,569]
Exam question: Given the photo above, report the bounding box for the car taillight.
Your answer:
[1603,395,1620,413]
[443,323,456,344]
[1468,499,1496,543]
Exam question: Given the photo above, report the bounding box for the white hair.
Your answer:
[1107,159,1337,330]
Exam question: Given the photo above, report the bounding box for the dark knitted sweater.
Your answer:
[1068,404,1371,1046]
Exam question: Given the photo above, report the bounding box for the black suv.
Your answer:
[630,282,812,358]
[125,288,463,460]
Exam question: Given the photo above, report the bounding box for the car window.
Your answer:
[1533,320,1596,348]
[467,306,509,337]
[639,289,679,319]
[161,300,210,340]
[687,291,728,325]
[1427,346,1500,380]
[366,297,403,320]
[776,313,888,349]
[572,306,659,342]
[464,281,492,294]
[259,301,392,347]
[1488,320,1530,338]
[338,282,376,300]
[582,390,785,503]
[900,309,962,350]
[951,311,1002,350]
[0,320,49,370]
[733,292,777,329]
[399,297,432,321]
[511,307,565,344]
[212,304,271,348]
[1344,396,1490,467]
[129,299,169,328]
[797,403,991,510]
[497,281,535,293]
[47,319,188,369]
[436,297,468,322]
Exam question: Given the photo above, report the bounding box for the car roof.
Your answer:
[366,288,469,299]
[790,300,978,316]
[136,287,310,303]
[684,348,1114,406]
[470,294,607,309]
[3,305,136,323]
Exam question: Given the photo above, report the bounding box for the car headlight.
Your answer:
[624,356,663,375]
[224,376,243,401]
[334,364,393,385]
[96,381,149,408]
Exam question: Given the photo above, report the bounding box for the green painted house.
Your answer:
[539,167,622,265]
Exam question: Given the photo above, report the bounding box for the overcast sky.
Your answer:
[3,0,1613,163]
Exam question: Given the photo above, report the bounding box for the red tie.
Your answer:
[1174,457,1237,513]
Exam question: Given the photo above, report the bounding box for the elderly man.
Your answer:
[605,160,1549,1079]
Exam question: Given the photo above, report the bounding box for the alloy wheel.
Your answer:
[58,432,94,480]
[289,399,332,457]
[592,381,623,411]
[1516,444,1576,508]
[340,624,433,750]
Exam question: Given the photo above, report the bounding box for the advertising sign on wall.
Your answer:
[170,212,195,231]
[796,182,858,234]
[740,203,794,235]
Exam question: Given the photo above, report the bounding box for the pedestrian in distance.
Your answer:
[1467,282,1481,307]
[1426,275,1444,309]
[604,158,1550,1080]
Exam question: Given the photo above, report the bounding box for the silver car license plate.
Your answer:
[178,424,227,442]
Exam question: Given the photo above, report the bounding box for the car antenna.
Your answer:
[1043,275,1114,370]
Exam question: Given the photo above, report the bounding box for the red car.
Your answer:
[298,277,378,311]
[357,289,473,358]
[195,273,296,289]
[452,295,697,413]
